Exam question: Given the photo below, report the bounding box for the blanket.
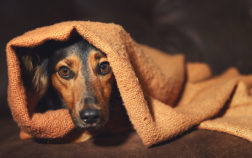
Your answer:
[6,21,252,146]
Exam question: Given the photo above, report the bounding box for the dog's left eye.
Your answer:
[97,61,111,75]
[58,66,74,79]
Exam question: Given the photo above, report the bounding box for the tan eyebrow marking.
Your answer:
[66,60,73,67]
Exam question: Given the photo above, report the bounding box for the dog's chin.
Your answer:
[73,118,107,130]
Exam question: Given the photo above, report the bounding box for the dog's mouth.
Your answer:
[74,118,107,129]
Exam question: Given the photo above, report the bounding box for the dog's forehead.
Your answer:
[56,40,92,57]
[49,40,93,67]
[49,39,108,81]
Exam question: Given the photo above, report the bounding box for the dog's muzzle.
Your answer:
[74,108,106,129]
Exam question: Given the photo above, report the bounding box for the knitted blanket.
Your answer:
[6,21,252,146]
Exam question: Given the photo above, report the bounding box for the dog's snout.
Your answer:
[84,97,97,105]
[79,109,100,124]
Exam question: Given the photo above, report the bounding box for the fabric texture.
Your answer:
[6,21,252,146]
[1,118,252,158]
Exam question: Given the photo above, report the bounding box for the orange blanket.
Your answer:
[6,21,252,146]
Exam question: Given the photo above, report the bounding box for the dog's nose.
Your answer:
[79,109,100,124]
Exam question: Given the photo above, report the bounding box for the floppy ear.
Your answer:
[18,51,49,97]
[32,59,49,96]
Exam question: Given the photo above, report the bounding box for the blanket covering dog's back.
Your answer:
[6,21,252,146]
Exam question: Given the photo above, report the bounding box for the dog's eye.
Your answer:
[58,66,74,79]
[97,61,111,75]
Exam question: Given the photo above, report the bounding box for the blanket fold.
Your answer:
[6,21,252,146]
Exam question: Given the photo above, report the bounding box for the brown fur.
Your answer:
[52,54,84,113]
[51,50,116,142]
[87,50,114,117]
[19,40,130,143]
[33,66,49,96]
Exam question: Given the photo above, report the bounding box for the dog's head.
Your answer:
[18,36,115,129]
[50,39,115,129]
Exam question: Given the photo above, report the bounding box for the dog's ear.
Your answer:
[18,50,49,97]
[32,59,49,96]
[20,54,35,72]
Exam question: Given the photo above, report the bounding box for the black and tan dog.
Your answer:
[18,34,131,142]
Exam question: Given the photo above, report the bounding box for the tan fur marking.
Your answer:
[52,54,85,119]
[73,131,92,143]
[88,50,114,116]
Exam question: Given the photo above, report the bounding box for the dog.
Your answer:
[17,34,131,142]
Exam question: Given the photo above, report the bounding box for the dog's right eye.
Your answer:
[58,66,75,80]
[97,61,111,76]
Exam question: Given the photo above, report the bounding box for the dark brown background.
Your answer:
[0,0,252,157]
